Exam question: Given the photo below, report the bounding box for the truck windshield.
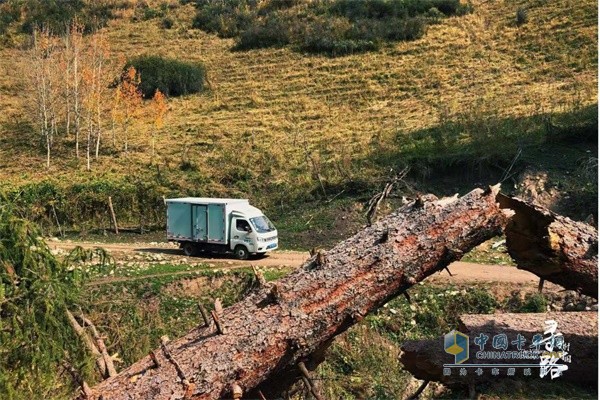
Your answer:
[250,216,275,233]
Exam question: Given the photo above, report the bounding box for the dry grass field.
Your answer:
[0,0,596,233]
[0,2,597,398]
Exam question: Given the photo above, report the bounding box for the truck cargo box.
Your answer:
[166,198,249,245]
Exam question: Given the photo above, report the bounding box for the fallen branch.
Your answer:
[108,196,119,235]
[66,309,107,378]
[365,167,409,225]
[76,312,118,378]
[86,186,506,399]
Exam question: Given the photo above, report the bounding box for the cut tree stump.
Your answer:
[498,194,598,298]
[400,312,598,385]
[85,187,506,399]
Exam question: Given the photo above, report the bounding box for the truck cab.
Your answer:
[166,198,278,259]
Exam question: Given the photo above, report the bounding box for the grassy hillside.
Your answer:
[0,0,596,240]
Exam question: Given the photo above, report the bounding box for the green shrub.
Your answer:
[191,0,255,38]
[161,16,174,29]
[330,0,470,20]
[0,1,21,34]
[521,293,548,313]
[0,200,104,397]
[300,37,380,56]
[516,7,528,26]
[298,16,380,56]
[234,14,291,50]
[125,55,207,98]
[2,177,175,234]
[20,0,118,34]
[426,6,445,23]
[378,16,426,41]
[189,0,472,56]
[143,8,163,20]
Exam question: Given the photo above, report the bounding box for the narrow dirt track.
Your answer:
[48,240,541,284]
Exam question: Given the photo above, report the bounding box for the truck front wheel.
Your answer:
[234,245,249,260]
[183,242,197,257]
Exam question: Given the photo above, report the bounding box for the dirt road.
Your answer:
[48,240,541,284]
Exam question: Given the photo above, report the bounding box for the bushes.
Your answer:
[516,7,528,26]
[329,0,471,20]
[0,201,96,397]
[161,17,174,29]
[234,14,291,50]
[190,0,472,56]
[3,178,171,234]
[296,16,380,56]
[19,0,118,34]
[125,56,206,98]
[191,0,255,38]
[0,1,21,35]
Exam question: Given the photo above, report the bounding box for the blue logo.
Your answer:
[444,330,469,364]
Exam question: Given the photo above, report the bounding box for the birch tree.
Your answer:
[67,20,85,159]
[30,27,60,169]
[92,30,111,160]
[150,89,167,159]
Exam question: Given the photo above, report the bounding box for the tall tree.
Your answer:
[92,29,111,160]
[68,20,85,159]
[150,89,167,159]
[30,27,60,169]
[115,66,142,153]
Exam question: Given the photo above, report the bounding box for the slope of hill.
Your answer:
[0,0,596,239]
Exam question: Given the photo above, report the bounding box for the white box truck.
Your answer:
[166,197,278,259]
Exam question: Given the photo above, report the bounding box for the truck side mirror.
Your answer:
[245,226,252,233]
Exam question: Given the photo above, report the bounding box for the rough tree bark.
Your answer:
[86,187,506,399]
[400,312,598,385]
[498,194,598,298]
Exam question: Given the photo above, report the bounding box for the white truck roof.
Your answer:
[165,198,264,218]
[166,197,249,205]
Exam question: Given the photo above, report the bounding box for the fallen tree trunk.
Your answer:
[400,312,598,386]
[86,187,506,399]
[498,194,598,298]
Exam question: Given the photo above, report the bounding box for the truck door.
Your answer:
[230,218,253,252]
[192,205,207,241]
[207,204,226,243]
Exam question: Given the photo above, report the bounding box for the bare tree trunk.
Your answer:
[111,118,116,148]
[86,115,92,171]
[108,196,119,235]
[95,104,102,159]
[400,312,598,385]
[73,38,81,159]
[45,128,51,169]
[94,35,106,160]
[64,27,72,144]
[498,194,598,298]
[124,125,128,153]
[87,186,507,399]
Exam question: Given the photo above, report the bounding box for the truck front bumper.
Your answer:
[257,241,278,253]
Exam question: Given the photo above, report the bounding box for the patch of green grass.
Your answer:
[318,326,410,399]
[262,268,292,281]
[269,197,366,250]
[502,291,550,313]
[90,262,211,279]
[83,268,255,366]
[364,284,497,343]
[461,237,516,266]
